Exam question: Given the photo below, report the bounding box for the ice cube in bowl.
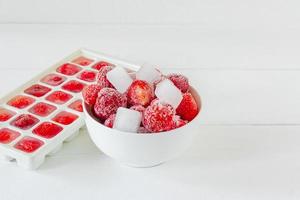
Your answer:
[83,86,201,168]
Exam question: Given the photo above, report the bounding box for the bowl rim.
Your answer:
[83,86,202,136]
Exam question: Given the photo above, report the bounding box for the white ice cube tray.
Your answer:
[0,49,140,169]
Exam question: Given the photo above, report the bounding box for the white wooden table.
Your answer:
[1,24,300,200]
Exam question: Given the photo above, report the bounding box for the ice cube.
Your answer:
[136,65,161,84]
[77,70,96,82]
[7,95,35,109]
[68,100,83,112]
[62,80,86,93]
[0,107,16,122]
[106,66,133,93]
[33,122,63,139]
[41,74,66,86]
[14,136,44,153]
[72,56,94,66]
[0,128,20,144]
[113,107,142,133]
[155,79,183,108]
[46,91,73,104]
[52,111,78,125]
[24,84,51,97]
[28,102,56,117]
[92,61,115,70]
[10,114,40,130]
[56,63,82,76]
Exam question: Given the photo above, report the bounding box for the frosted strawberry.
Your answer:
[173,115,188,129]
[104,114,116,128]
[142,101,175,132]
[96,66,114,88]
[94,88,127,120]
[167,73,189,93]
[127,80,154,106]
[82,84,102,106]
[176,93,199,121]
[130,105,145,113]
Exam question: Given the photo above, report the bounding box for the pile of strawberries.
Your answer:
[82,65,200,133]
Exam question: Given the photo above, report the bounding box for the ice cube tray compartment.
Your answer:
[0,49,141,169]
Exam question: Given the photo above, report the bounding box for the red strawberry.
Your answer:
[167,73,189,93]
[176,93,199,121]
[142,101,175,132]
[82,84,102,106]
[96,66,114,88]
[127,80,154,106]
[104,114,116,128]
[94,88,127,120]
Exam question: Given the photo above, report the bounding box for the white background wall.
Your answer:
[1,0,300,70]
[0,0,299,29]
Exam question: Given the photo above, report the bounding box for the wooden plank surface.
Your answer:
[1,24,300,70]
[0,24,299,200]
[1,125,300,200]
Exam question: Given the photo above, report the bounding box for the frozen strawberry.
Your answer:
[68,100,83,112]
[138,127,150,133]
[0,107,16,122]
[127,80,154,106]
[10,114,40,130]
[62,80,86,93]
[92,61,114,70]
[167,73,189,93]
[52,111,78,125]
[24,84,51,97]
[33,122,63,139]
[130,105,145,113]
[72,56,93,66]
[96,66,114,88]
[150,98,160,106]
[94,88,127,120]
[14,136,44,153]
[28,102,56,117]
[142,101,175,132]
[77,70,96,82]
[7,95,35,109]
[173,115,187,129]
[41,73,66,86]
[104,114,116,128]
[0,128,20,144]
[56,63,82,76]
[82,84,102,106]
[46,91,72,105]
[176,93,198,121]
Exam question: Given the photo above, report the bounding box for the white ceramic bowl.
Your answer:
[83,87,202,167]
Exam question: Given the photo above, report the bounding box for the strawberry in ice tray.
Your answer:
[82,65,201,133]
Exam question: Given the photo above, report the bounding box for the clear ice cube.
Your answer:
[113,107,142,133]
[106,66,133,93]
[155,79,183,109]
[136,65,161,84]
